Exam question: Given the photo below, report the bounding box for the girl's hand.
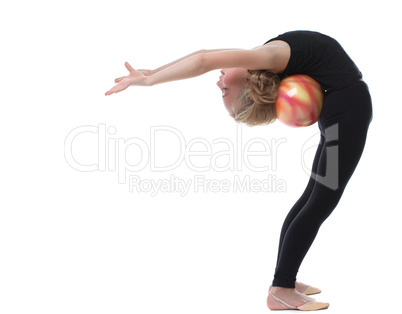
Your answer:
[105,62,149,96]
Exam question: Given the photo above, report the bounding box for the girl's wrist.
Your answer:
[127,75,153,87]
[146,75,155,86]
[131,75,153,86]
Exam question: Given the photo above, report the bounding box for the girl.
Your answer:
[105,30,373,311]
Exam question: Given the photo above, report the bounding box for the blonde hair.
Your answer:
[231,70,281,127]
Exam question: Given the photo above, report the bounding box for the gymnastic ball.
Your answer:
[275,75,324,127]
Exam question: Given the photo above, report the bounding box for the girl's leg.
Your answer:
[267,81,372,310]
[274,133,325,273]
[272,81,373,289]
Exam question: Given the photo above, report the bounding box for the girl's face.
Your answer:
[216,68,249,114]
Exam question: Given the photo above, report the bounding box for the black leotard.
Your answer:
[265,30,362,92]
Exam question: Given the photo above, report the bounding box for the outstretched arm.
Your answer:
[105,49,242,95]
[147,45,283,85]
[105,43,288,95]
[104,54,208,96]
[113,49,241,82]
[141,49,240,75]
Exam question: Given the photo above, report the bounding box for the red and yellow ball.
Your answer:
[276,75,324,127]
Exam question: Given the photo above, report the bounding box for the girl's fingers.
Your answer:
[105,81,130,96]
[105,88,114,96]
[125,62,136,73]
[105,85,119,96]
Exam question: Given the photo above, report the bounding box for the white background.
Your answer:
[1,0,401,313]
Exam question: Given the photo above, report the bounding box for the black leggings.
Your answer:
[272,80,373,288]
